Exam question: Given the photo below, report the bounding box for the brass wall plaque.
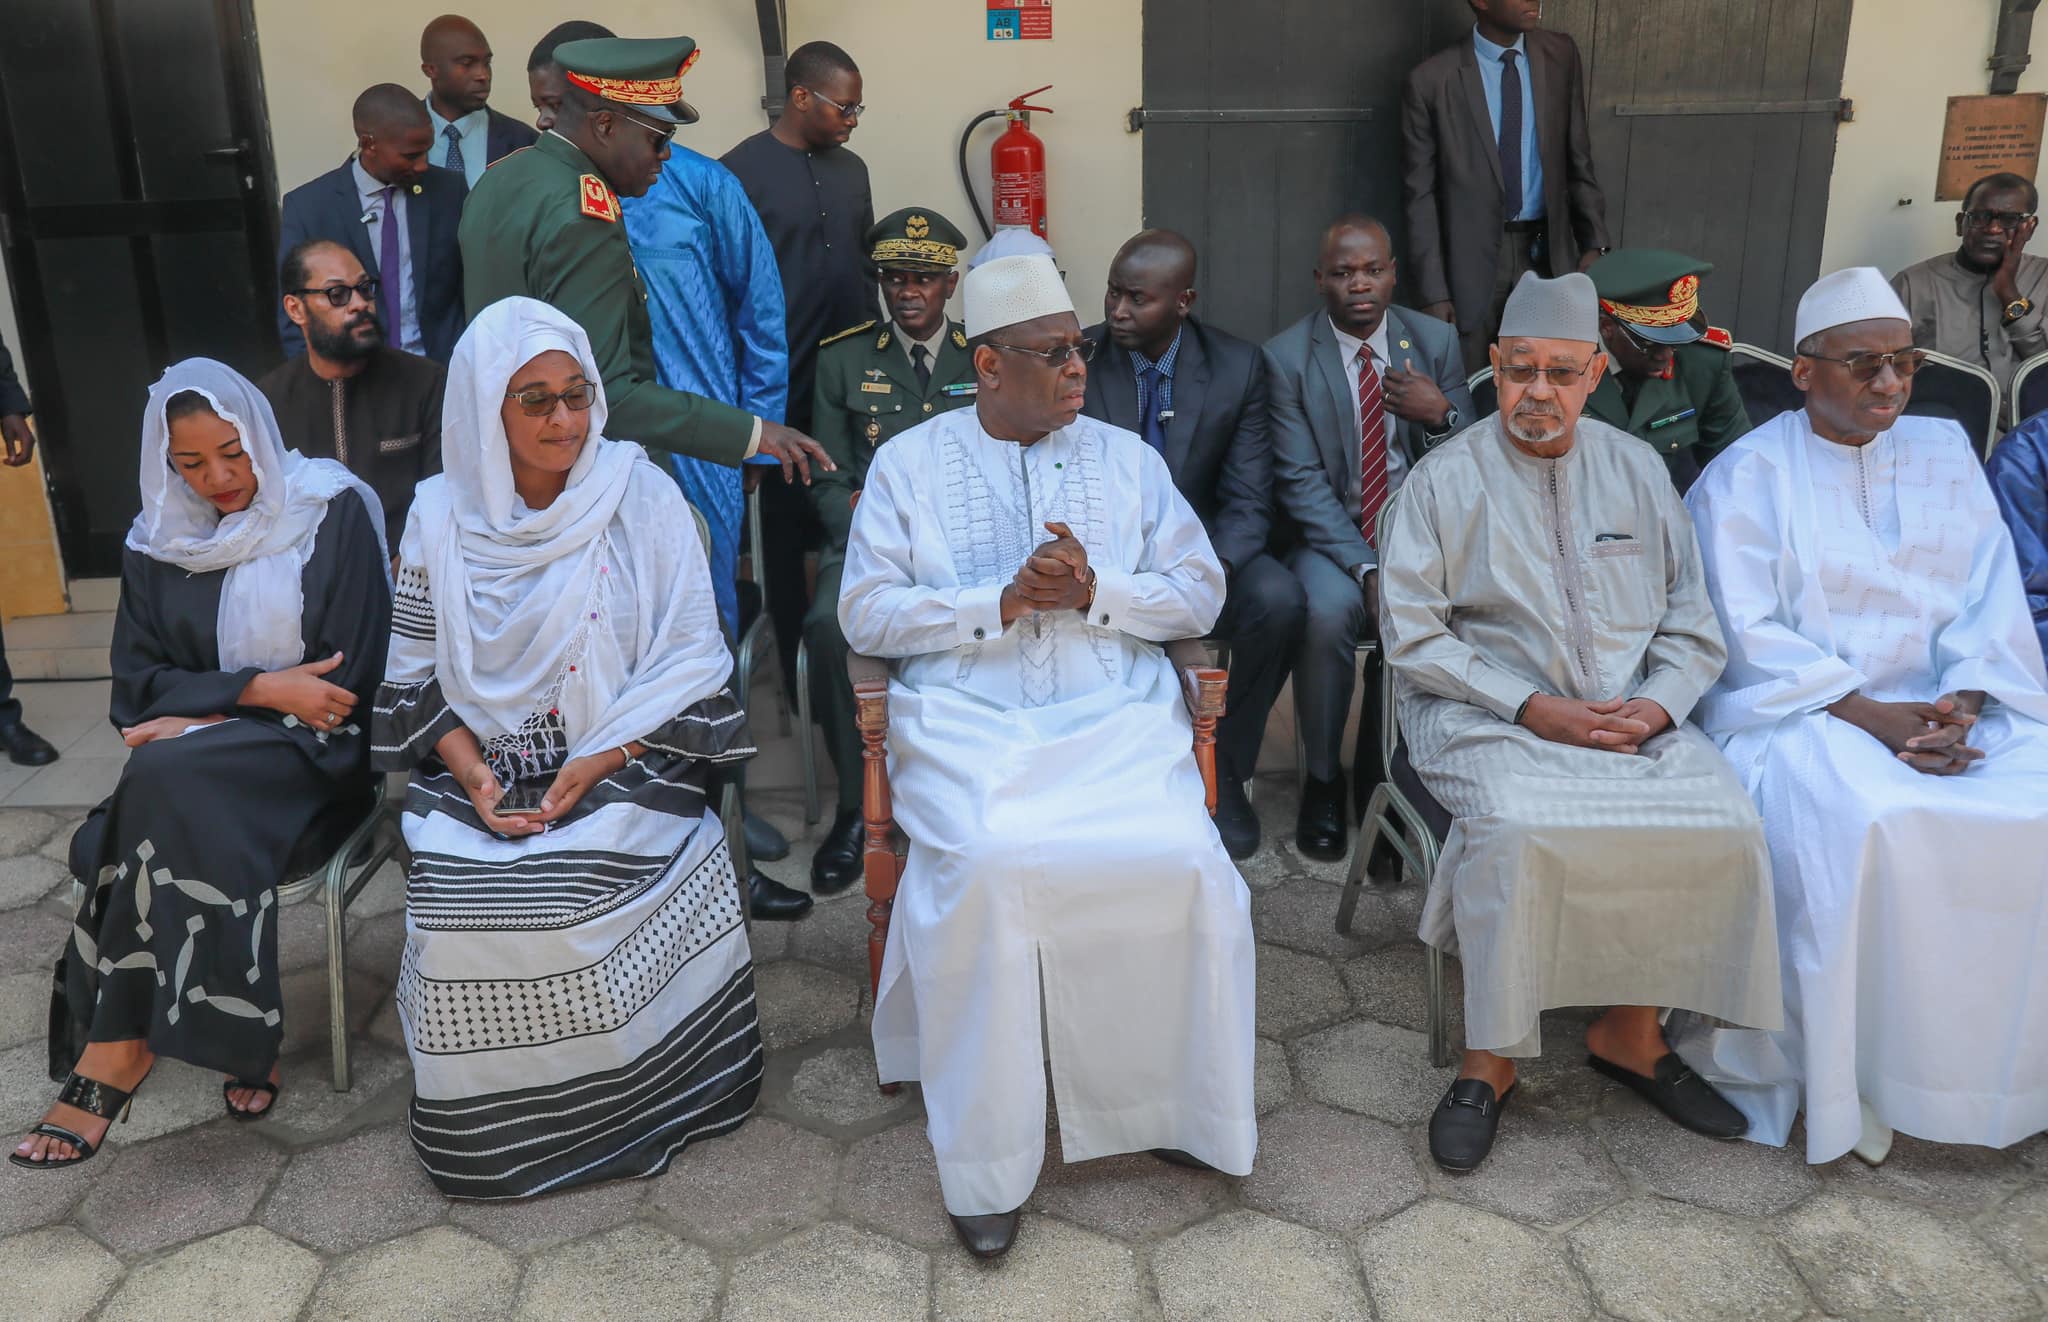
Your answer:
[1938,94,2048,201]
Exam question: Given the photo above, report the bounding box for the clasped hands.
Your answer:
[998,521,1096,624]
[1830,691,1985,776]
[1519,693,1671,756]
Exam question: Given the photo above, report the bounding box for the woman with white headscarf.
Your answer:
[373,297,762,1200]
[16,360,390,1170]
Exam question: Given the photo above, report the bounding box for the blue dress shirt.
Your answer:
[1473,29,1545,222]
[425,102,489,188]
[1128,327,1184,441]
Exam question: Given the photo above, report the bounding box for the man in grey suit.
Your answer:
[1268,216,1472,860]
[1401,0,1611,370]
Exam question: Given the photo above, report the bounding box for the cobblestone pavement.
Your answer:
[1,723,2044,1319]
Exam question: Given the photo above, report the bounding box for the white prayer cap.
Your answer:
[969,228,1054,270]
[963,253,1075,338]
[1497,271,1599,344]
[1794,266,1911,345]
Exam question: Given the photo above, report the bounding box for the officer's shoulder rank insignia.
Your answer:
[578,174,620,224]
[821,320,875,347]
[875,328,892,351]
[1701,325,1734,350]
[951,327,968,349]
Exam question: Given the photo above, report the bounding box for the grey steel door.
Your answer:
[0,0,280,576]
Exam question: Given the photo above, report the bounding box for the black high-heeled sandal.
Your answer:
[222,1076,281,1121]
[9,1070,144,1170]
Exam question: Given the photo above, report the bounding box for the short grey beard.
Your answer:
[1504,408,1566,445]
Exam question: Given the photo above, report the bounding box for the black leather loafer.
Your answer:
[1295,773,1347,861]
[0,722,58,767]
[744,811,790,863]
[746,869,813,921]
[809,808,864,896]
[1428,1077,1515,1172]
[948,1207,1022,1259]
[1588,1052,1748,1138]
[1150,1148,1216,1171]
[1213,774,1260,860]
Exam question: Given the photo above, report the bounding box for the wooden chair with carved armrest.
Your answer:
[846,640,1229,1007]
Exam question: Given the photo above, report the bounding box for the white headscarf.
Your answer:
[128,358,385,672]
[394,297,731,759]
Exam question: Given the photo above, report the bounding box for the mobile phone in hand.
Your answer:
[490,780,547,817]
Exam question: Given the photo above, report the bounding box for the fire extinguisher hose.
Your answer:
[957,108,1007,241]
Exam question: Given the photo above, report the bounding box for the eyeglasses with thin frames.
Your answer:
[802,87,864,119]
[505,382,599,417]
[1801,348,1928,382]
[1496,359,1596,387]
[988,339,1097,368]
[290,278,378,308]
[1962,209,2035,232]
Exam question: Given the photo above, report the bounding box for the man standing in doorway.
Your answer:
[0,331,58,767]
[420,14,536,187]
[1402,0,1611,370]
[722,41,875,703]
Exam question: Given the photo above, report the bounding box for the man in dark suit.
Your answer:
[1267,216,1472,860]
[1401,0,1611,370]
[278,84,466,363]
[1083,230,1303,858]
[420,13,536,186]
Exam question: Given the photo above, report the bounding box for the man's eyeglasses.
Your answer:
[614,111,677,146]
[290,278,378,308]
[1801,348,1928,382]
[1497,360,1596,387]
[802,87,864,118]
[505,382,599,416]
[988,339,1097,368]
[1963,209,2035,232]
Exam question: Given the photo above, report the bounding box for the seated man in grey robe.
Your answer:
[1376,271,1782,1174]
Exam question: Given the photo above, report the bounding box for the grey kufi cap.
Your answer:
[1497,270,1600,344]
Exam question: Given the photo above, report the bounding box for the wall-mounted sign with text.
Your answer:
[987,0,1052,41]
[1937,94,2047,201]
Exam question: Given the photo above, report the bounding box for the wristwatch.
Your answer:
[1431,405,1461,436]
[2006,296,2033,324]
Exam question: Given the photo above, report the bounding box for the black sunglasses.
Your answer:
[290,277,378,308]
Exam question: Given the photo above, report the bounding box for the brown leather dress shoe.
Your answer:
[948,1208,1022,1258]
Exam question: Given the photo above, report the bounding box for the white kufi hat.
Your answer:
[1795,267,1910,345]
[963,253,1075,338]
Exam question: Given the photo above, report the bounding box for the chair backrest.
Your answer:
[2015,352,2048,431]
[1904,349,2000,459]
[1467,365,1497,419]
[1727,343,1803,429]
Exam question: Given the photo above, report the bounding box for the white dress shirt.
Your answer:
[351,159,421,355]
[426,102,489,188]
[1329,315,1410,502]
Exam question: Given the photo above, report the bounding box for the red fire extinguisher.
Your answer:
[960,86,1054,242]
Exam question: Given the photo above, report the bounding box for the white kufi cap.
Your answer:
[969,228,1055,269]
[963,253,1075,338]
[1795,266,1910,345]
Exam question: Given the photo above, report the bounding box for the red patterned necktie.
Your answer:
[1356,344,1389,545]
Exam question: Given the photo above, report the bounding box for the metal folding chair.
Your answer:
[1904,349,2001,459]
[1467,364,1497,419]
[1292,641,1377,794]
[274,778,405,1090]
[1727,343,1803,429]
[2011,350,2048,438]
[733,489,792,735]
[1334,656,1453,1068]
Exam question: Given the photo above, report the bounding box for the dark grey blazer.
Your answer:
[1080,316,1273,571]
[1400,27,1611,332]
[1263,305,1472,572]
[483,107,539,165]
[276,160,468,362]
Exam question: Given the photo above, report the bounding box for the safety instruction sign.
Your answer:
[987,0,1052,40]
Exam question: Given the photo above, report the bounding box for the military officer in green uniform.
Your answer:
[802,207,975,893]
[458,34,827,477]
[1586,249,1748,493]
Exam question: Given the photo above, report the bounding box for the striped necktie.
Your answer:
[1357,345,1389,545]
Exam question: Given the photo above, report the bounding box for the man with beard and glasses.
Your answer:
[260,239,445,545]
[1376,270,1780,1176]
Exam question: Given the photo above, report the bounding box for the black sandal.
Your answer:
[222,1076,281,1121]
[9,1070,143,1170]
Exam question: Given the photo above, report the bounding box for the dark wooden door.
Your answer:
[0,0,280,576]
[1138,0,1846,349]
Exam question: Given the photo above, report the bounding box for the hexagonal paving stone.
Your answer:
[0,972,46,1051]
[260,1122,444,1254]
[1774,1191,2037,1322]
[1568,1198,1809,1322]
[1253,880,1392,960]
[309,1225,518,1322]
[754,960,862,1050]
[647,1114,835,1248]
[76,1122,287,1256]
[349,909,409,979]
[786,1044,913,1130]
[1978,1183,2048,1288]
[0,854,68,910]
[0,1226,121,1322]
[265,1041,414,1140]
[1030,1136,1227,1240]
[1500,1035,1616,1117]
[1254,1036,1294,1116]
[1339,943,1462,1036]
[1234,835,1300,892]
[99,1226,320,1322]
[515,1222,718,1321]
[836,1118,954,1248]
[786,893,879,980]
[725,1221,930,1322]
[1153,1208,1370,1321]
[0,1114,106,1238]
[1293,1018,1453,1124]
[1238,1103,1422,1233]
[1591,1094,1818,1215]
[1434,1104,1627,1227]
[1819,1133,2032,1211]
[275,965,387,1058]
[0,809,67,861]
[0,904,70,975]
[934,1214,1144,1320]
[1357,1199,1593,1322]
[1255,943,1350,1039]
[448,1172,647,1252]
